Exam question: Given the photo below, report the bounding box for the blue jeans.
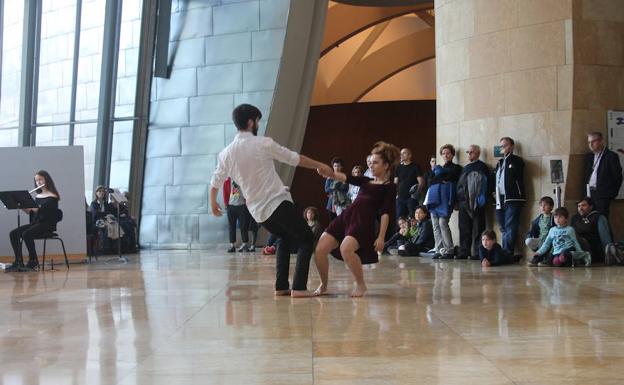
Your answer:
[495,201,523,254]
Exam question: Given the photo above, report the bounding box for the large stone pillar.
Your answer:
[435,0,624,243]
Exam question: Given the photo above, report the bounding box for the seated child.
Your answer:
[384,216,410,253]
[398,206,434,256]
[529,207,583,267]
[525,196,555,251]
[480,230,516,267]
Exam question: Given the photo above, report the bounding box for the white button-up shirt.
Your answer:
[210,131,300,222]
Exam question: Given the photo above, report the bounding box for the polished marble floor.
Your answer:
[1,250,624,385]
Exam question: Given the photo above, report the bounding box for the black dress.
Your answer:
[325,175,396,264]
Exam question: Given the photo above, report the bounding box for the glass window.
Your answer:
[109,120,133,193]
[75,0,105,122]
[36,0,77,124]
[35,124,69,146]
[73,122,97,199]
[0,0,25,130]
[114,0,142,118]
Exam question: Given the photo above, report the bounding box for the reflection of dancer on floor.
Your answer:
[314,142,399,297]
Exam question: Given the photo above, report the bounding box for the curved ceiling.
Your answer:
[312,2,436,105]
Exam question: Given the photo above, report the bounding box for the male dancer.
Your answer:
[210,104,331,297]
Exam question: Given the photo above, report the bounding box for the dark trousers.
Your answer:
[593,198,611,218]
[396,196,418,218]
[227,205,250,244]
[459,204,486,258]
[261,200,315,291]
[9,223,54,263]
[496,200,523,254]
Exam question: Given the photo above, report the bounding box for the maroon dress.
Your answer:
[325,175,396,264]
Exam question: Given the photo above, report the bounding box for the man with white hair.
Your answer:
[456,145,490,259]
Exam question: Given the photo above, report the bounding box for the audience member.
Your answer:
[304,206,323,241]
[348,165,364,202]
[479,230,516,267]
[325,157,350,219]
[571,197,612,263]
[394,148,424,219]
[494,137,526,255]
[426,144,462,259]
[583,131,623,217]
[398,206,434,257]
[529,207,584,267]
[224,178,252,252]
[525,196,555,252]
[383,216,410,253]
[456,144,490,259]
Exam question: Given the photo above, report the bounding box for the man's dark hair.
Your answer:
[330,157,343,166]
[577,196,594,207]
[500,137,515,146]
[539,196,554,207]
[415,205,429,217]
[232,104,262,130]
[553,207,569,219]
[481,230,496,240]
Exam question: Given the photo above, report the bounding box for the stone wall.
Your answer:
[140,0,291,248]
[435,0,624,245]
[434,0,575,249]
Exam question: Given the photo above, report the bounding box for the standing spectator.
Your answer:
[420,156,436,205]
[364,154,374,178]
[325,157,350,219]
[583,131,623,217]
[304,206,323,242]
[394,148,424,219]
[426,144,462,259]
[348,165,364,202]
[494,137,526,255]
[225,179,252,252]
[456,145,490,259]
[571,197,612,263]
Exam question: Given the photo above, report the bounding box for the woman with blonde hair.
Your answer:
[314,141,399,297]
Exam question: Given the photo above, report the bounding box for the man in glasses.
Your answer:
[583,132,622,218]
[456,145,491,259]
[494,137,526,255]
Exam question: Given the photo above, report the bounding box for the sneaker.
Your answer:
[26,260,39,271]
[227,246,236,253]
[432,253,442,259]
[4,263,26,273]
[440,254,454,259]
[262,246,276,255]
[248,246,255,253]
[537,261,550,267]
[238,245,249,252]
[528,256,540,266]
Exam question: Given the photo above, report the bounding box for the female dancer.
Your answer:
[6,170,61,272]
[314,142,399,297]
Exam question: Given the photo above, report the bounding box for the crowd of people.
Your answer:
[209,104,624,297]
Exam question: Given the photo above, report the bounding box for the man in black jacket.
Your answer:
[583,132,623,218]
[494,137,526,255]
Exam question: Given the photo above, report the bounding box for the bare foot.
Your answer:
[274,289,291,296]
[313,284,328,296]
[291,290,313,298]
[350,285,367,297]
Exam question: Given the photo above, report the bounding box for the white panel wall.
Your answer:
[0,146,87,258]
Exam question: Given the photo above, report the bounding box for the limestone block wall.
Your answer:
[434,0,575,249]
[569,0,624,237]
[140,0,290,248]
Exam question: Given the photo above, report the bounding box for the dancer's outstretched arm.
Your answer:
[318,167,346,182]
[299,155,332,176]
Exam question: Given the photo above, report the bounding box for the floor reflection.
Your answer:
[0,251,623,384]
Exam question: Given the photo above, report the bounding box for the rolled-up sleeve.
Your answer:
[263,137,300,166]
[210,152,229,190]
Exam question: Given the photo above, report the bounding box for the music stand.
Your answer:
[0,191,38,229]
